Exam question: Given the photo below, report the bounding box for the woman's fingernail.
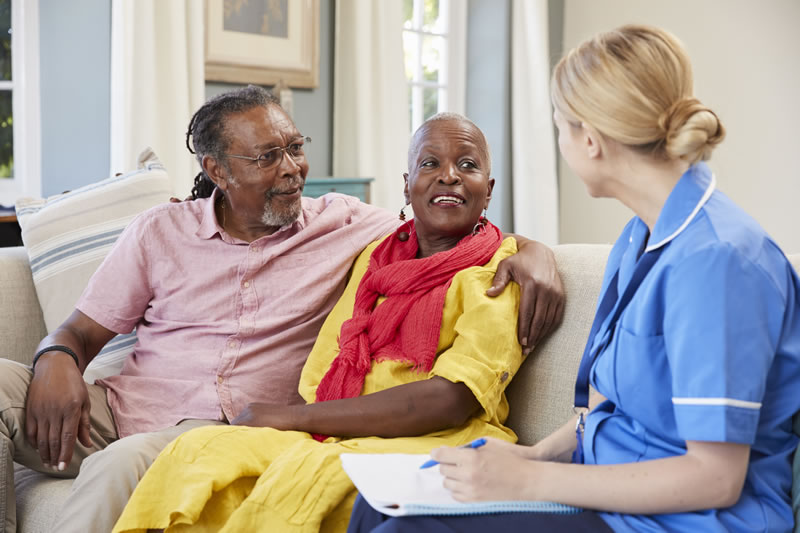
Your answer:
[58,462,66,471]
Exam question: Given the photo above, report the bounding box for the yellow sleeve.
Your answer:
[430,237,523,424]
[298,237,388,403]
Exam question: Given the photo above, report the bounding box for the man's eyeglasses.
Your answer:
[226,136,311,170]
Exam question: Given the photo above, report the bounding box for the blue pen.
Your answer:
[419,438,487,469]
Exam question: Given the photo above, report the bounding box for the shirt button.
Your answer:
[228,341,236,348]
[217,375,224,384]
[500,371,509,383]
[243,281,250,288]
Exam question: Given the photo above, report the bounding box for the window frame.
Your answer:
[0,0,41,205]
[403,0,466,134]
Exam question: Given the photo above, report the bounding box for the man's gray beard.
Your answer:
[260,198,302,227]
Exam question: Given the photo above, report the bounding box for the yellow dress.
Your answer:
[113,237,523,533]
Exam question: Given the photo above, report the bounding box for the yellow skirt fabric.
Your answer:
[113,422,514,533]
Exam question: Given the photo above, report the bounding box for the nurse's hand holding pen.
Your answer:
[429,437,541,502]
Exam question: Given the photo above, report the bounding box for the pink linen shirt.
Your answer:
[77,191,397,438]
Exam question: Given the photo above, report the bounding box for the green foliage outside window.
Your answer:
[0,0,13,178]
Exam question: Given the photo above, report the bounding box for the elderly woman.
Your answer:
[348,25,800,533]
[113,113,525,532]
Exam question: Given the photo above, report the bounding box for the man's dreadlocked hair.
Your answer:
[186,85,281,199]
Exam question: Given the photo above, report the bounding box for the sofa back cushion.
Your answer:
[14,148,173,383]
[0,247,48,364]
[505,244,610,445]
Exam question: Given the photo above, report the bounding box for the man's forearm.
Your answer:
[34,309,116,372]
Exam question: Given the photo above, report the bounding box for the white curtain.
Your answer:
[511,0,559,244]
[332,0,409,211]
[110,0,204,197]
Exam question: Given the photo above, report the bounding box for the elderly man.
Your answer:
[0,86,563,533]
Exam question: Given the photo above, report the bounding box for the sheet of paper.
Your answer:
[341,453,584,517]
[340,453,460,515]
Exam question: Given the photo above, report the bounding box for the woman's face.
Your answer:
[405,119,494,245]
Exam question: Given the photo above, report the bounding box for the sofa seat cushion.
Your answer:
[14,463,72,533]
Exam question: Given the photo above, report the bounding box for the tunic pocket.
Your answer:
[609,326,678,437]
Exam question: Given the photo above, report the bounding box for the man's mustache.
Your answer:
[266,178,305,196]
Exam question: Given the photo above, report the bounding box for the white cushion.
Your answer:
[15,148,173,383]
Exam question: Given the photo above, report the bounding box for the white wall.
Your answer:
[559,0,800,253]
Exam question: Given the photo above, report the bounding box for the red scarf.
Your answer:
[314,219,503,422]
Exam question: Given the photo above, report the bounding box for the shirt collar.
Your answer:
[645,162,716,252]
[196,188,224,240]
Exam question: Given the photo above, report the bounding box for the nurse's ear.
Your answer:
[581,123,605,160]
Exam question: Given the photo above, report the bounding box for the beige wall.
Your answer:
[558,0,800,253]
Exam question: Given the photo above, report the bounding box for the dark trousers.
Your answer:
[347,494,615,533]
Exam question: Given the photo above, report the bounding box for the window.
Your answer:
[0,0,40,205]
[402,0,466,135]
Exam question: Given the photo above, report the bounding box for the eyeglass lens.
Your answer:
[257,138,310,169]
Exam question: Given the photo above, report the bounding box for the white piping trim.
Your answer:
[672,397,761,410]
[645,173,716,252]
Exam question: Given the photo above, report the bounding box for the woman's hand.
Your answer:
[490,237,564,353]
[230,402,299,430]
[432,437,538,502]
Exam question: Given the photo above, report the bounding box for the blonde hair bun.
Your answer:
[551,25,726,165]
[658,98,725,164]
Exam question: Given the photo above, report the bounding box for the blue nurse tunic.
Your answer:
[587,162,800,531]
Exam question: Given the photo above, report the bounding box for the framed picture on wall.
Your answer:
[205,0,320,88]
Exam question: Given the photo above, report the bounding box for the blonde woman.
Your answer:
[348,25,800,532]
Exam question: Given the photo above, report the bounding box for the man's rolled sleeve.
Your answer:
[76,212,154,334]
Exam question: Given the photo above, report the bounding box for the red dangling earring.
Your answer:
[397,203,410,241]
[472,209,488,235]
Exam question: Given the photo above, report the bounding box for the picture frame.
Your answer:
[205,0,320,88]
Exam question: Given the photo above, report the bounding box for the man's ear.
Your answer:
[403,172,410,204]
[202,155,228,192]
[484,178,495,209]
[583,125,603,160]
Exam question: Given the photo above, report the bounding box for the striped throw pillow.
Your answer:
[15,147,173,383]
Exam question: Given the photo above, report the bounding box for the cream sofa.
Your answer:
[2,243,799,532]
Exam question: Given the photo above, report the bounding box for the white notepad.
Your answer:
[340,453,582,517]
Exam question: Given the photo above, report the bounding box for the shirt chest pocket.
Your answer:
[596,325,676,429]
[261,252,338,315]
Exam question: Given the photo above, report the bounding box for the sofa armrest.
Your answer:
[0,246,47,365]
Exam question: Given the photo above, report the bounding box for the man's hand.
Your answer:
[489,239,564,353]
[168,195,193,203]
[25,353,92,471]
[230,402,299,430]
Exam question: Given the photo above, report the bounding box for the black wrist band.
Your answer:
[32,345,80,371]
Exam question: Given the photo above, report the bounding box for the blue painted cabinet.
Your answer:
[303,178,374,203]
